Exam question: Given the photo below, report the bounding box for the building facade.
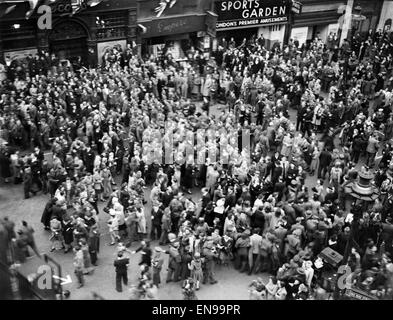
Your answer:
[0,0,137,65]
[211,0,385,49]
[213,0,291,49]
[136,0,217,58]
[290,0,384,47]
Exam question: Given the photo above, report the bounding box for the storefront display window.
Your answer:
[95,12,127,40]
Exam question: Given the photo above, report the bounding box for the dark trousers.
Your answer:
[74,269,84,286]
[366,152,376,167]
[166,264,180,282]
[24,181,32,199]
[256,113,263,125]
[351,150,361,163]
[171,216,180,234]
[317,165,329,179]
[89,250,97,265]
[116,271,128,292]
[301,122,312,137]
[296,119,302,131]
[151,224,162,241]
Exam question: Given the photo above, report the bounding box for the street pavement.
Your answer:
[0,102,357,300]
[0,104,269,300]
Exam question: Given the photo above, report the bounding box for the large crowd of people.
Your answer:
[1,28,393,300]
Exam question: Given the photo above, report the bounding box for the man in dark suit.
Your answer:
[83,145,95,174]
[151,203,164,241]
[272,161,283,186]
[318,148,332,179]
[274,177,286,202]
[162,187,174,208]
[114,251,129,292]
[224,187,236,209]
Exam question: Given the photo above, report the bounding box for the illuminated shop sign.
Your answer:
[215,0,290,30]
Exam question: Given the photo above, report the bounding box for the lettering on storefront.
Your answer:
[157,19,187,34]
[215,0,290,30]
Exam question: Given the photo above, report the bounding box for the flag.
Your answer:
[0,4,16,18]
[87,0,102,7]
[70,0,88,15]
[25,0,39,19]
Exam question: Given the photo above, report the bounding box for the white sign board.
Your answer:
[97,40,127,65]
[291,26,308,47]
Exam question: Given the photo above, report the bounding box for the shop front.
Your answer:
[213,0,291,49]
[0,0,137,66]
[290,0,384,47]
[137,0,216,59]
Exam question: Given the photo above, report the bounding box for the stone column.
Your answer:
[85,15,98,67]
[126,9,139,56]
[340,0,354,46]
[0,27,3,62]
[37,30,49,54]
[126,9,137,45]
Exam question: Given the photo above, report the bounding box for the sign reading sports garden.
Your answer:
[215,0,290,30]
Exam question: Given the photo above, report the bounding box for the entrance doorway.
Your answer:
[217,27,259,47]
[49,20,88,64]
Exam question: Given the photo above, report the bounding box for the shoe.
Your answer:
[109,242,115,246]
[50,247,55,252]
[210,280,218,284]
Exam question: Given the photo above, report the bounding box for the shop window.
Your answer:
[269,25,282,32]
[0,21,37,50]
[95,12,127,40]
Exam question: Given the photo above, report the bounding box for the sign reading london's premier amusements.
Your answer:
[215,0,290,30]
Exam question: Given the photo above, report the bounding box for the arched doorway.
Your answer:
[49,19,89,63]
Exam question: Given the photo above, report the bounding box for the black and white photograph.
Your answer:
[0,0,393,307]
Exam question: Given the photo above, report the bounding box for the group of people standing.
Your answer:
[1,26,393,300]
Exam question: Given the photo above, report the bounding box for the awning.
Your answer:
[293,10,341,27]
[138,13,207,38]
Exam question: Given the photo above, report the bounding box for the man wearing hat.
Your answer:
[23,166,33,199]
[151,202,163,241]
[164,239,181,283]
[114,251,130,292]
